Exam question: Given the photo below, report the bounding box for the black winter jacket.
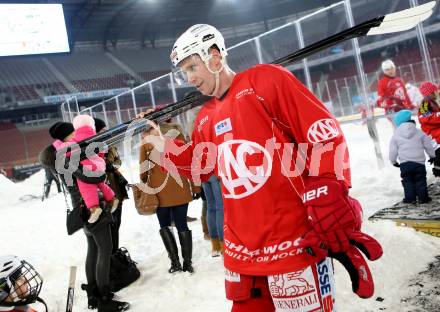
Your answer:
[39,144,105,211]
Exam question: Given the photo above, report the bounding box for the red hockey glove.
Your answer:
[297,178,383,298]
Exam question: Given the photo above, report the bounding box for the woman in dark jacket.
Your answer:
[94,118,129,253]
[39,121,129,312]
[139,123,200,274]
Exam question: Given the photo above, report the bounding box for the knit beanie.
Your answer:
[419,81,438,97]
[72,114,95,130]
[93,118,106,133]
[393,110,412,127]
[49,122,74,140]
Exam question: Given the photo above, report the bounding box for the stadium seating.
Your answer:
[50,52,125,81]
[110,49,171,73]
[138,71,169,82]
[0,124,52,167]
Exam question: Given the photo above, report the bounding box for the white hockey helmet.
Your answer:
[0,255,43,307]
[381,59,395,72]
[170,24,228,67]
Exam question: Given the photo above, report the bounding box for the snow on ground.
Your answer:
[1,118,440,312]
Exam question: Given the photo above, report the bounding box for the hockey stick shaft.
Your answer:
[65,266,77,312]
[271,17,383,67]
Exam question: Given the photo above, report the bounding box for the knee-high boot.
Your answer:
[159,227,182,273]
[178,230,194,273]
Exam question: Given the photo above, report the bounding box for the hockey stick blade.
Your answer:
[381,1,435,22]
[367,2,435,35]
[368,11,433,35]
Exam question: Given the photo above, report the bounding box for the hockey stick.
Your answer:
[71,1,435,150]
[65,266,77,312]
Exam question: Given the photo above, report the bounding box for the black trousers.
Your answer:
[85,223,113,291]
[400,162,429,203]
[111,201,122,253]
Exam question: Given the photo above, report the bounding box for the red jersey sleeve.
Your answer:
[249,65,351,187]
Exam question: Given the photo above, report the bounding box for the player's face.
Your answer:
[14,276,29,299]
[384,67,396,77]
[4,276,30,302]
[179,55,216,96]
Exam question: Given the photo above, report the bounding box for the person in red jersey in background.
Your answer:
[377,59,414,126]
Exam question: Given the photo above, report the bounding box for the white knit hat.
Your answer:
[72,114,95,130]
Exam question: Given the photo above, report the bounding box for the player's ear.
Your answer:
[208,47,222,67]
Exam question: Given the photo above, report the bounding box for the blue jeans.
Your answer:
[156,204,189,232]
[202,176,224,240]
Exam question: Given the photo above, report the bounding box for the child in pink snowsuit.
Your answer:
[54,114,116,223]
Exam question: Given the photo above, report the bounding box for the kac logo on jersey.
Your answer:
[307,119,339,144]
[215,118,233,136]
[217,140,272,199]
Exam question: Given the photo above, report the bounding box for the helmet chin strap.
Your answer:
[205,56,225,97]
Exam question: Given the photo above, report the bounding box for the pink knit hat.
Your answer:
[419,81,438,97]
[72,114,95,130]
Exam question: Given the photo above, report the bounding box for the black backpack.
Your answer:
[109,247,141,292]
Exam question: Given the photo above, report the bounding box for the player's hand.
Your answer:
[136,108,155,119]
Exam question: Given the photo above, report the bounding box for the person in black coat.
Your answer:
[39,121,129,312]
[94,118,129,253]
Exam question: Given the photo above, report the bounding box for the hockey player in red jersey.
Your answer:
[377,59,414,126]
[140,24,383,311]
